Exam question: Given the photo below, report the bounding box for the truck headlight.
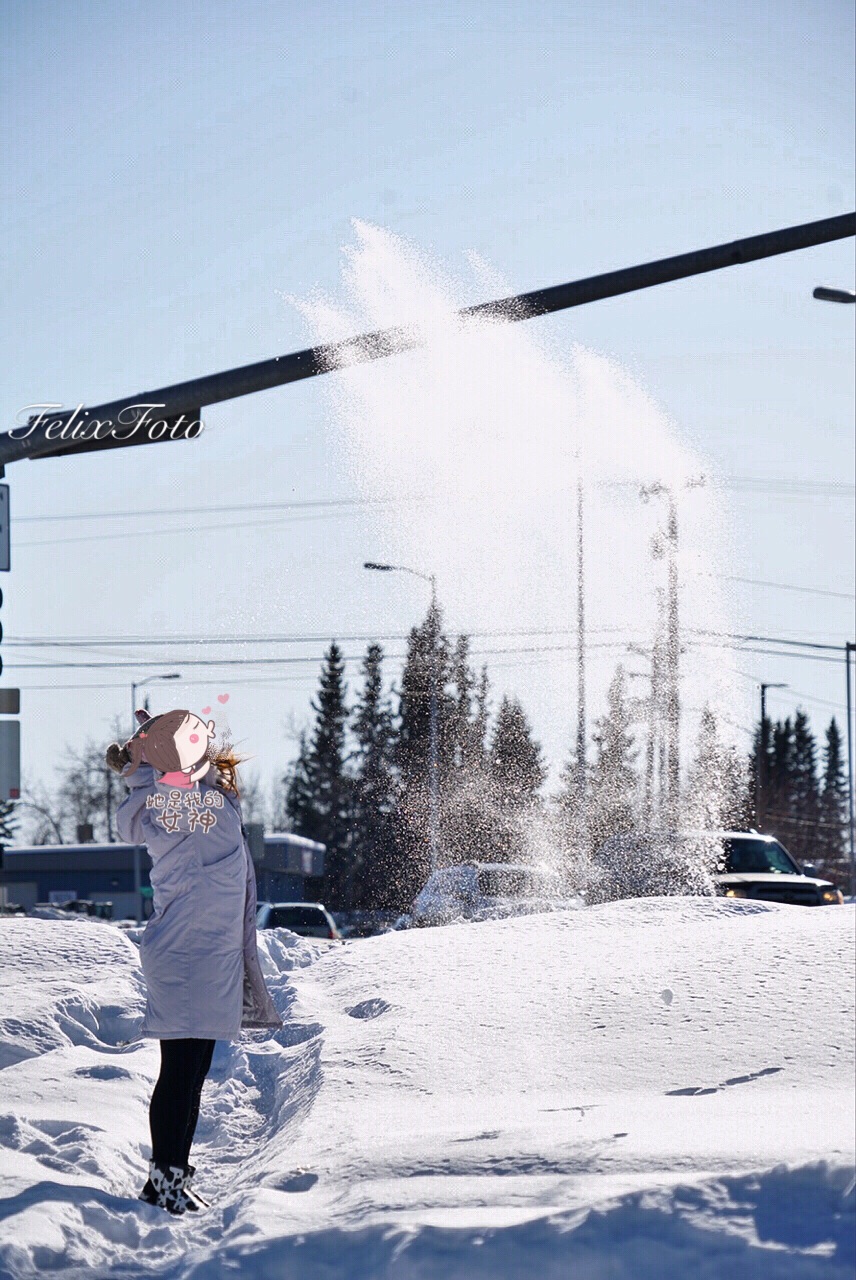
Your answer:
[820,888,844,904]
[725,887,748,898]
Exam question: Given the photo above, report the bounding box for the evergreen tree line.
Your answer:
[281,601,549,911]
[751,711,850,881]
[9,610,850,904]
[283,608,853,908]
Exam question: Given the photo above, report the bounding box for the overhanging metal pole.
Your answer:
[2,213,853,469]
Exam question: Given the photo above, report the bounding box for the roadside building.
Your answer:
[0,832,326,919]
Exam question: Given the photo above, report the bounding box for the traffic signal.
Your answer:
[0,583,21,801]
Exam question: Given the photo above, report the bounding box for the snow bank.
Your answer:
[0,900,853,1278]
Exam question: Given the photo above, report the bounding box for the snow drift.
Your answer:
[0,899,853,1279]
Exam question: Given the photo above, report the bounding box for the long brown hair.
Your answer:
[105,710,246,796]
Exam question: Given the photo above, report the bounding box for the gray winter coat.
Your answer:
[116,761,282,1041]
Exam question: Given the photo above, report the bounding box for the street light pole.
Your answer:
[364,562,440,874]
[130,672,181,736]
[575,478,586,810]
[845,643,855,899]
[126,672,179,922]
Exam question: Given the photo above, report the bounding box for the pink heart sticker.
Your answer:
[201,706,211,715]
[217,693,230,704]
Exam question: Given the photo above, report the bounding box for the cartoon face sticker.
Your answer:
[128,709,218,783]
[172,713,216,771]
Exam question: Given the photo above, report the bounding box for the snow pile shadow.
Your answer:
[155,1161,855,1280]
[177,931,327,1180]
[0,924,330,1279]
[0,921,145,1068]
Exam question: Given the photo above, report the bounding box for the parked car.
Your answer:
[256,901,342,939]
[332,910,402,939]
[63,899,114,919]
[589,830,843,906]
[712,831,843,906]
[411,862,577,927]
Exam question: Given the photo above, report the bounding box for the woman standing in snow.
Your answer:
[106,709,282,1215]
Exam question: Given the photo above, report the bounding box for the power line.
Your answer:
[12,474,856,548]
[6,625,847,650]
[14,477,855,525]
[14,495,407,523]
[6,635,850,674]
[718,575,855,601]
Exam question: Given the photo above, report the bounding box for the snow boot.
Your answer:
[183,1163,210,1209]
[138,1161,196,1215]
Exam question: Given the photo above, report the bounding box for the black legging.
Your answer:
[149,1038,216,1169]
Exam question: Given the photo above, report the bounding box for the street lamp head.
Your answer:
[813,285,856,304]
[364,562,394,572]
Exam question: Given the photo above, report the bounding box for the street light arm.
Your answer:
[365,561,434,587]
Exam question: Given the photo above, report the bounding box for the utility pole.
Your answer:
[428,575,440,877]
[575,478,586,810]
[664,494,680,826]
[640,484,686,829]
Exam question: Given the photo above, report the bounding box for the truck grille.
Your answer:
[746,882,821,906]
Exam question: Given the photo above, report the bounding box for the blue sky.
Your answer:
[1,0,853,809]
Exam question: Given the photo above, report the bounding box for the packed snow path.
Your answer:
[0,898,853,1278]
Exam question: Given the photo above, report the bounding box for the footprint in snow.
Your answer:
[274,1170,318,1192]
[667,1066,784,1096]
[74,1064,132,1081]
[346,998,392,1020]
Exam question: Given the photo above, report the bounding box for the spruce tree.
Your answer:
[489,695,546,809]
[588,665,638,851]
[818,718,849,883]
[396,599,452,784]
[441,649,498,868]
[472,665,491,769]
[394,601,453,902]
[684,705,747,832]
[283,730,315,835]
[351,643,398,909]
[482,694,547,864]
[286,643,353,908]
[789,709,819,862]
[766,717,795,845]
[449,635,481,772]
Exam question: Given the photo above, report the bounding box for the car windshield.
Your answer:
[268,906,327,929]
[723,838,800,876]
[477,868,544,898]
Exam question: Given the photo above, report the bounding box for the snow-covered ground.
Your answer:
[0,898,853,1279]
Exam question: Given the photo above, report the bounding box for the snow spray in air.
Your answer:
[293,222,748,901]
